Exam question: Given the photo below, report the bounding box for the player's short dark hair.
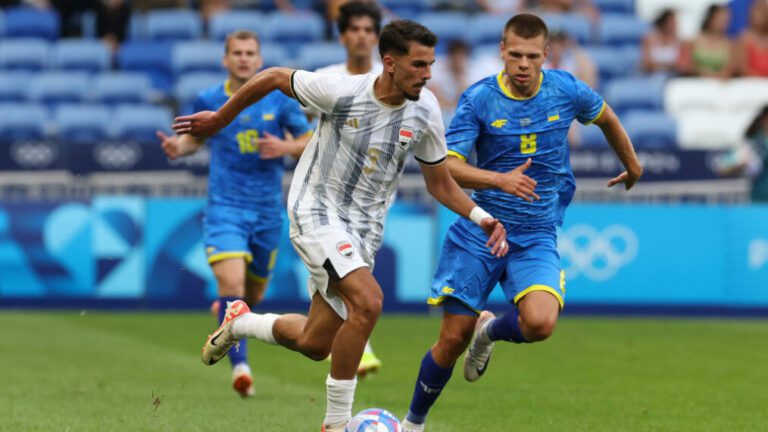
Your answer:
[378,20,438,57]
[225,30,260,53]
[503,13,549,43]
[338,1,382,35]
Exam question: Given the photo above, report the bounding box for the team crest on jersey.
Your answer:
[336,241,355,258]
[399,126,414,147]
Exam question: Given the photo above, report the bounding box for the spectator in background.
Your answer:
[96,0,131,52]
[642,9,683,75]
[715,106,768,202]
[523,0,599,22]
[544,30,597,89]
[680,4,734,79]
[429,39,471,113]
[131,0,186,11]
[736,0,768,77]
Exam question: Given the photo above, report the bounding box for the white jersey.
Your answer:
[314,60,382,76]
[288,70,447,257]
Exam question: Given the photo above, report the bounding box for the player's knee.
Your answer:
[524,315,557,342]
[348,294,383,328]
[438,331,471,360]
[297,337,332,361]
[218,277,245,297]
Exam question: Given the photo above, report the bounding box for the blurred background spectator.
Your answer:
[680,4,734,80]
[737,0,768,77]
[642,8,682,75]
[544,30,597,88]
[428,39,471,114]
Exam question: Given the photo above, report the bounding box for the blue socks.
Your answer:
[218,296,248,367]
[406,350,453,425]
[488,308,528,343]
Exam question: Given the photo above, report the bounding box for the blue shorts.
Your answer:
[203,203,283,281]
[429,217,565,315]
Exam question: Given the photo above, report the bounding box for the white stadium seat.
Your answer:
[724,78,768,112]
[664,78,725,117]
[676,110,748,150]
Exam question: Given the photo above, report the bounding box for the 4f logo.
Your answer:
[491,119,507,128]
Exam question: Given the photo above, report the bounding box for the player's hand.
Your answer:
[257,132,290,159]
[607,166,643,190]
[479,218,509,258]
[156,131,182,160]
[495,158,539,202]
[172,111,223,137]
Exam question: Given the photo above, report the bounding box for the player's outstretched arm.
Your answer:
[173,67,296,137]
[156,131,205,160]
[258,131,312,160]
[446,155,540,202]
[593,104,644,190]
[421,162,509,257]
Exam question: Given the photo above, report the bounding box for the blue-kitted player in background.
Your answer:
[156,30,311,398]
[401,14,643,431]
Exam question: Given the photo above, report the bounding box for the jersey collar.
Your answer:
[224,79,233,97]
[496,71,543,101]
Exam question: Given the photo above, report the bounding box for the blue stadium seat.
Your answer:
[469,14,508,45]
[297,43,347,71]
[260,43,290,68]
[113,104,174,143]
[53,40,111,73]
[0,72,32,102]
[542,13,593,44]
[94,72,153,105]
[117,41,174,92]
[599,13,649,46]
[172,41,224,76]
[593,0,634,13]
[0,39,50,72]
[624,110,677,149]
[265,12,324,46]
[55,104,111,144]
[0,10,5,38]
[3,7,59,41]
[579,123,609,148]
[145,9,202,42]
[0,103,48,142]
[379,0,431,17]
[604,76,665,115]
[174,73,225,114]
[27,72,90,107]
[208,11,266,41]
[418,13,470,49]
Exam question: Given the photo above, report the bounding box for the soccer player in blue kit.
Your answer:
[156,30,311,398]
[401,14,643,431]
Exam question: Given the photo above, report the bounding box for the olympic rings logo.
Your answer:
[558,224,639,281]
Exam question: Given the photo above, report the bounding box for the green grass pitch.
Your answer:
[1,311,767,431]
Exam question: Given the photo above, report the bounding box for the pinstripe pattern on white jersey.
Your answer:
[287,71,446,257]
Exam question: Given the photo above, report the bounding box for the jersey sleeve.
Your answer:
[279,95,312,137]
[444,91,481,161]
[290,70,344,115]
[414,96,448,166]
[193,91,210,113]
[572,76,606,125]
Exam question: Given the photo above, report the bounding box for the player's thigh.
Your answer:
[211,258,247,296]
[331,266,383,320]
[430,217,507,313]
[501,232,565,312]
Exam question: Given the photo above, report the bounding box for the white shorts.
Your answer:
[290,225,374,319]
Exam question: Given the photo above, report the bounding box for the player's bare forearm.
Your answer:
[595,105,642,176]
[446,156,502,190]
[218,67,295,126]
[177,133,205,156]
[421,161,475,218]
[289,133,312,159]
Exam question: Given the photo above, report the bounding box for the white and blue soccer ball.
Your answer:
[345,408,402,432]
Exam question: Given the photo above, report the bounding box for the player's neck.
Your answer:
[373,75,406,106]
[346,56,372,75]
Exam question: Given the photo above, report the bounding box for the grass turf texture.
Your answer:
[1,312,767,431]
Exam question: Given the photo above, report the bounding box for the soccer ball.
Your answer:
[345,408,402,432]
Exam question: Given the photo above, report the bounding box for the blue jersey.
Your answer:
[194,81,311,211]
[447,69,605,227]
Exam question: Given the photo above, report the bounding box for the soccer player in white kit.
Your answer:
[174,20,510,431]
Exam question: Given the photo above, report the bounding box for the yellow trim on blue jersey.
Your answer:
[584,101,607,125]
[447,150,467,161]
[267,249,278,271]
[208,251,253,265]
[246,270,269,284]
[497,71,543,101]
[513,284,564,309]
[560,270,566,296]
[426,295,482,314]
[300,130,314,138]
[224,79,233,97]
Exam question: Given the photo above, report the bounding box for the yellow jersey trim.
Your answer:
[426,295,481,314]
[224,79,233,97]
[246,270,269,284]
[584,101,607,125]
[497,71,543,101]
[447,150,467,161]
[208,251,253,265]
[267,249,278,271]
[513,284,564,309]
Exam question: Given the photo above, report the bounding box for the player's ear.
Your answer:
[382,54,396,74]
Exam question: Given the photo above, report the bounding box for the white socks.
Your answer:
[231,313,279,345]
[324,375,357,426]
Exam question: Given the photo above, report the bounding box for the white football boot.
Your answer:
[463,311,496,382]
[202,300,250,366]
